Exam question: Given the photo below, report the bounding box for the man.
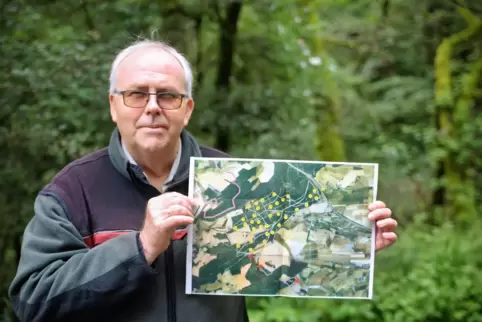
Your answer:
[8,40,398,322]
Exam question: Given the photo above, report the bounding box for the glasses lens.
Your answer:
[124,91,148,108]
[157,93,181,109]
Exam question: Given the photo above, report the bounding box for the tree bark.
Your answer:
[214,1,243,152]
[433,5,481,220]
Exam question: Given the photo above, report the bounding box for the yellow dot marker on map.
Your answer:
[254,201,259,205]
[265,232,270,237]
[246,204,251,209]
[276,212,281,216]
[281,197,286,202]
[277,223,281,228]
[241,217,246,221]
[258,225,263,230]
[268,204,273,209]
[313,188,317,193]
[270,231,275,235]
[249,248,253,252]
[286,194,290,199]
[249,238,253,243]
[265,224,269,228]
[236,244,240,248]
[252,227,257,232]
[233,226,238,231]
[284,215,288,219]
[263,239,267,244]
[322,186,326,191]
[272,192,277,196]
[314,196,319,201]
[305,202,309,207]
[308,194,313,199]
[256,220,261,224]
[268,214,272,218]
[275,201,279,205]
[243,223,248,227]
[256,206,260,211]
[250,220,254,224]
[252,213,257,218]
[260,198,265,202]
[295,207,299,212]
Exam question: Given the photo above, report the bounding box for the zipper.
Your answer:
[138,179,178,322]
[126,147,192,322]
[165,243,177,322]
[137,175,187,322]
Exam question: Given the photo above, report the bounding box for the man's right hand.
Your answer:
[139,192,195,264]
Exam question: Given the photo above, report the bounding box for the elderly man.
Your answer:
[8,40,398,322]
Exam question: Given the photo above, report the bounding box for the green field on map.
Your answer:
[185,157,377,299]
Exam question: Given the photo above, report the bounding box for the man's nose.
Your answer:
[145,94,162,114]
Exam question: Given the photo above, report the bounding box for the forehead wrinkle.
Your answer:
[129,71,169,86]
[116,50,185,90]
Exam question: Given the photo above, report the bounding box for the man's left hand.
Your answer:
[368,200,398,251]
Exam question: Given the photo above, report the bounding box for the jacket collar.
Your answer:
[108,127,203,190]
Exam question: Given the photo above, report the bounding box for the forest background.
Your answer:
[1,0,481,321]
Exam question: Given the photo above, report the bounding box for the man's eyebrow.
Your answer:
[123,83,147,90]
[156,87,179,92]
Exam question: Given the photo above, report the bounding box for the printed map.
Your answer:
[185,157,377,299]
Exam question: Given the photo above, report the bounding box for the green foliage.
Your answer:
[247,218,482,322]
[0,0,481,321]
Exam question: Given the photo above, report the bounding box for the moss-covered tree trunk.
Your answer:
[304,3,345,162]
[433,6,481,220]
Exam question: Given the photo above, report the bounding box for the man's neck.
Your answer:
[121,138,182,190]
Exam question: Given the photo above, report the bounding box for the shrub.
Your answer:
[247,218,482,322]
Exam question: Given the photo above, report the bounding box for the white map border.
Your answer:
[185,157,378,300]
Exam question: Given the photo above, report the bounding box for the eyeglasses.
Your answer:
[112,89,187,109]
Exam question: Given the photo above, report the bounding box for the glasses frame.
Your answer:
[112,89,188,110]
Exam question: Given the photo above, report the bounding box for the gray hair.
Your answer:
[108,40,193,97]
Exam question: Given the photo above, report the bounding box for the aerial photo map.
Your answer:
[185,157,378,299]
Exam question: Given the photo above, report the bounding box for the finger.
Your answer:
[164,193,192,208]
[170,197,194,213]
[152,205,193,223]
[165,204,194,218]
[381,232,397,242]
[165,192,196,204]
[368,208,392,221]
[160,215,194,231]
[376,218,398,230]
[368,200,386,211]
[151,194,193,212]
[171,194,198,210]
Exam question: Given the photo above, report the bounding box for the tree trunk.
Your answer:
[433,6,481,221]
[304,6,345,161]
[214,1,243,152]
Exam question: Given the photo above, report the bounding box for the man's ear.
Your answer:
[183,98,195,126]
[109,94,117,122]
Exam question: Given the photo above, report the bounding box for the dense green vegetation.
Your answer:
[1,0,481,321]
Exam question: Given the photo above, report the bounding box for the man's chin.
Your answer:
[141,140,169,153]
[134,129,179,153]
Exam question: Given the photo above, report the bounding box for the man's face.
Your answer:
[109,47,194,155]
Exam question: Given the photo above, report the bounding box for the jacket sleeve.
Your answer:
[8,192,158,322]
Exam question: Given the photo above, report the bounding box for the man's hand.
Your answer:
[368,200,398,251]
[140,192,195,264]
